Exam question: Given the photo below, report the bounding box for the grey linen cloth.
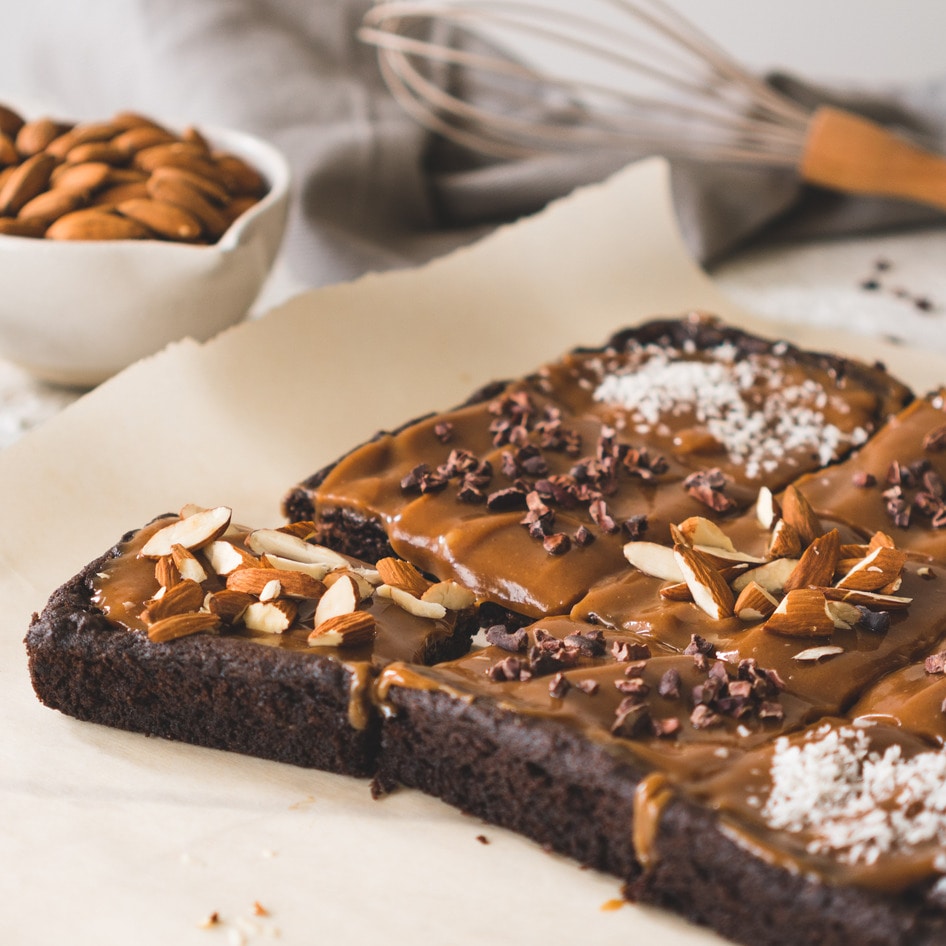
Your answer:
[3,0,945,285]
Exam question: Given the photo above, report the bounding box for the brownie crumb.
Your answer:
[476,834,490,845]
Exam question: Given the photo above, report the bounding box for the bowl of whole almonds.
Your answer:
[0,103,290,386]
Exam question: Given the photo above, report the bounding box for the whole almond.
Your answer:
[0,134,18,167]
[110,111,171,132]
[117,197,202,241]
[51,160,112,194]
[0,217,47,238]
[133,141,213,173]
[0,104,25,140]
[105,166,149,185]
[147,174,229,238]
[181,125,211,152]
[16,117,70,156]
[150,164,229,205]
[92,182,150,209]
[224,194,259,225]
[46,208,148,241]
[65,141,127,166]
[0,152,57,215]
[112,125,179,156]
[46,121,120,160]
[214,152,267,196]
[18,188,87,227]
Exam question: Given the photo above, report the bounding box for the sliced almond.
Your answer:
[147,611,220,643]
[170,544,208,584]
[205,539,259,576]
[276,520,319,540]
[141,578,205,624]
[767,519,801,560]
[793,645,845,662]
[763,588,834,638]
[825,599,861,630]
[259,578,282,602]
[313,574,360,626]
[839,543,870,559]
[732,557,799,596]
[323,568,375,601]
[780,486,823,548]
[154,555,180,590]
[756,486,780,530]
[624,541,684,582]
[308,611,377,648]
[818,587,912,611]
[243,599,296,634]
[227,567,324,600]
[388,585,447,620]
[207,589,254,624]
[421,580,476,610]
[246,529,348,568]
[676,516,736,551]
[691,544,766,566]
[658,580,693,602]
[869,531,897,551]
[140,506,232,558]
[261,553,331,581]
[783,529,840,593]
[835,546,907,592]
[733,581,778,621]
[673,545,734,621]
[659,563,749,603]
[375,557,430,597]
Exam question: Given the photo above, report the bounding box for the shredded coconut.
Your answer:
[592,343,861,479]
[762,725,946,865]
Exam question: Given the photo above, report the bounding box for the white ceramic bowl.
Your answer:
[0,126,290,386]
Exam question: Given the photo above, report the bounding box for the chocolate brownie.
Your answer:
[26,507,477,777]
[375,504,946,946]
[279,314,946,945]
[28,315,946,946]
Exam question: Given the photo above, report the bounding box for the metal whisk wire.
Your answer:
[359,0,814,163]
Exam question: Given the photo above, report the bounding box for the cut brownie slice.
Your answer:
[375,614,818,880]
[374,493,946,945]
[286,314,911,619]
[26,506,477,777]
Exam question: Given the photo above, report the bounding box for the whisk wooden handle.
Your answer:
[801,106,946,213]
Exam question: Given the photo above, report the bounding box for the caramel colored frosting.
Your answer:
[794,390,946,557]
[92,516,464,728]
[314,319,905,617]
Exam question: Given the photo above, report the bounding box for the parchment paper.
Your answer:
[2,159,942,946]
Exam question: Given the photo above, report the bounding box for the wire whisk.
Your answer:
[359,0,946,213]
